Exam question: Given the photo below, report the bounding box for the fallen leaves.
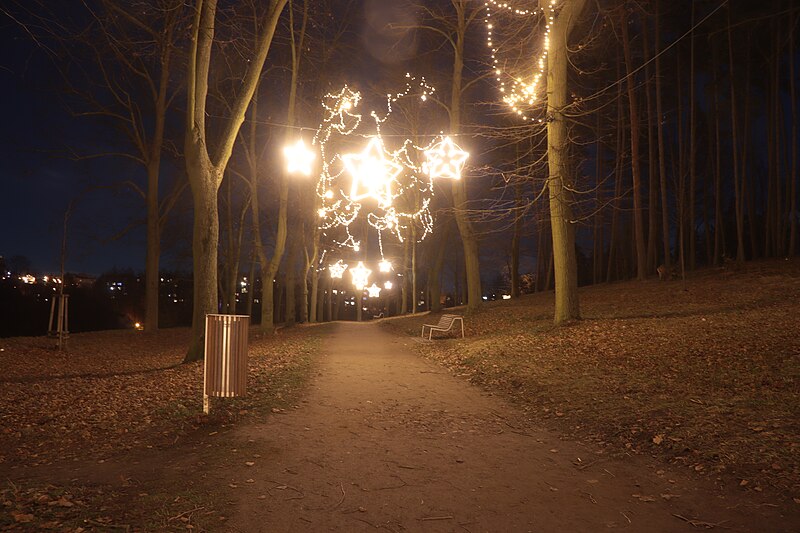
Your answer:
[0,325,324,530]
[383,260,800,501]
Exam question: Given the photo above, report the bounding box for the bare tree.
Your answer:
[544,0,586,324]
[183,0,288,362]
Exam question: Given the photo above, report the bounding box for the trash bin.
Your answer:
[203,314,249,413]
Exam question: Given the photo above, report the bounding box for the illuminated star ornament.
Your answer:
[343,137,403,208]
[424,137,469,180]
[283,139,316,176]
[366,283,382,298]
[328,260,348,279]
[312,77,451,255]
[378,260,393,273]
[350,261,371,290]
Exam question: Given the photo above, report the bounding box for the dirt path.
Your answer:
[207,322,793,532]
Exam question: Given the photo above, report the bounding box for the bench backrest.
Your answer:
[436,314,460,328]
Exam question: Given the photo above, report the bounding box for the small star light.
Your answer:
[328,260,348,279]
[424,137,469,180]
[350,261,371,290]
[378,259,392,273]
[283,139,316,176]
[384,280,393,290]
[343,137,403,208]
[366,283,382,298]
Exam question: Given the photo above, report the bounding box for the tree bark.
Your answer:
[621,5,646,281]
[727,11,746,264]
[642,17,658,274]
[183,0,288,362]
[428,221,450,312]
[449,0,482,313]
[655,0,671,270]
[544,0,585,323]
[791,13,798,256]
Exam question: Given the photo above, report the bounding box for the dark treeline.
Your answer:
[500,0,799,288]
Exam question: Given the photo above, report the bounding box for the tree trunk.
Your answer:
[791,13,798,257]
[545,0,585,323]
[428,221,450,312]
[183,0,288,362]
[607,71,625,283]
[727,12,746,264]
[411,224,418,313]
[185,160,220,360]
[449,0,482,313]
[688,2,697,270]
[712,40,725,264]
[621,6,646,281]
[642,18,658,274]
[655,0,671,270]
[511,182,523,297]
[401,234,410,314]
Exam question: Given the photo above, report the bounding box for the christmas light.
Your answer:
[378,259,393,273]
[312,79,442,254]
[283,139,316,176]
[342,137,402,208]
[483,0,556,121]
[384,280,393,290]
[350,261,371,290]
[328,260,348,279]
[424,137,469,180]
[366,283,382,298]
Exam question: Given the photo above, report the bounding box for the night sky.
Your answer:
[0,1,430,277]
[1,17,148,276]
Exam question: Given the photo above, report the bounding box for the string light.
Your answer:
[283,139,316,175]
[366,283,382,298]
[312,77,462,259]
[484,0,556,121]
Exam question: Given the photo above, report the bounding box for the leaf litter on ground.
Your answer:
[383,260,800,504]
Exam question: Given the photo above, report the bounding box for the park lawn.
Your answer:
[0,324,326,530]
[383,259,800,503]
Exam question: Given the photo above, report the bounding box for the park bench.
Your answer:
[421,314,465,340]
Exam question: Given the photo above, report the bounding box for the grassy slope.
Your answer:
[383,259,800,500]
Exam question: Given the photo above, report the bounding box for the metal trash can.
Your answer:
[203,314,249,413]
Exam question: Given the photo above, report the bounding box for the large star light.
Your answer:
[283,139,316,176]
[366,283,382,298]
[342,137,403,208]
[328,260,348,279]
[350,261,371,290]
[424,137,469,180]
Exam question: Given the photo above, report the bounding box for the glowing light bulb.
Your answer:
[283,139,315,176]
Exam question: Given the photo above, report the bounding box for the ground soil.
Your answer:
[2,262,799,532]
